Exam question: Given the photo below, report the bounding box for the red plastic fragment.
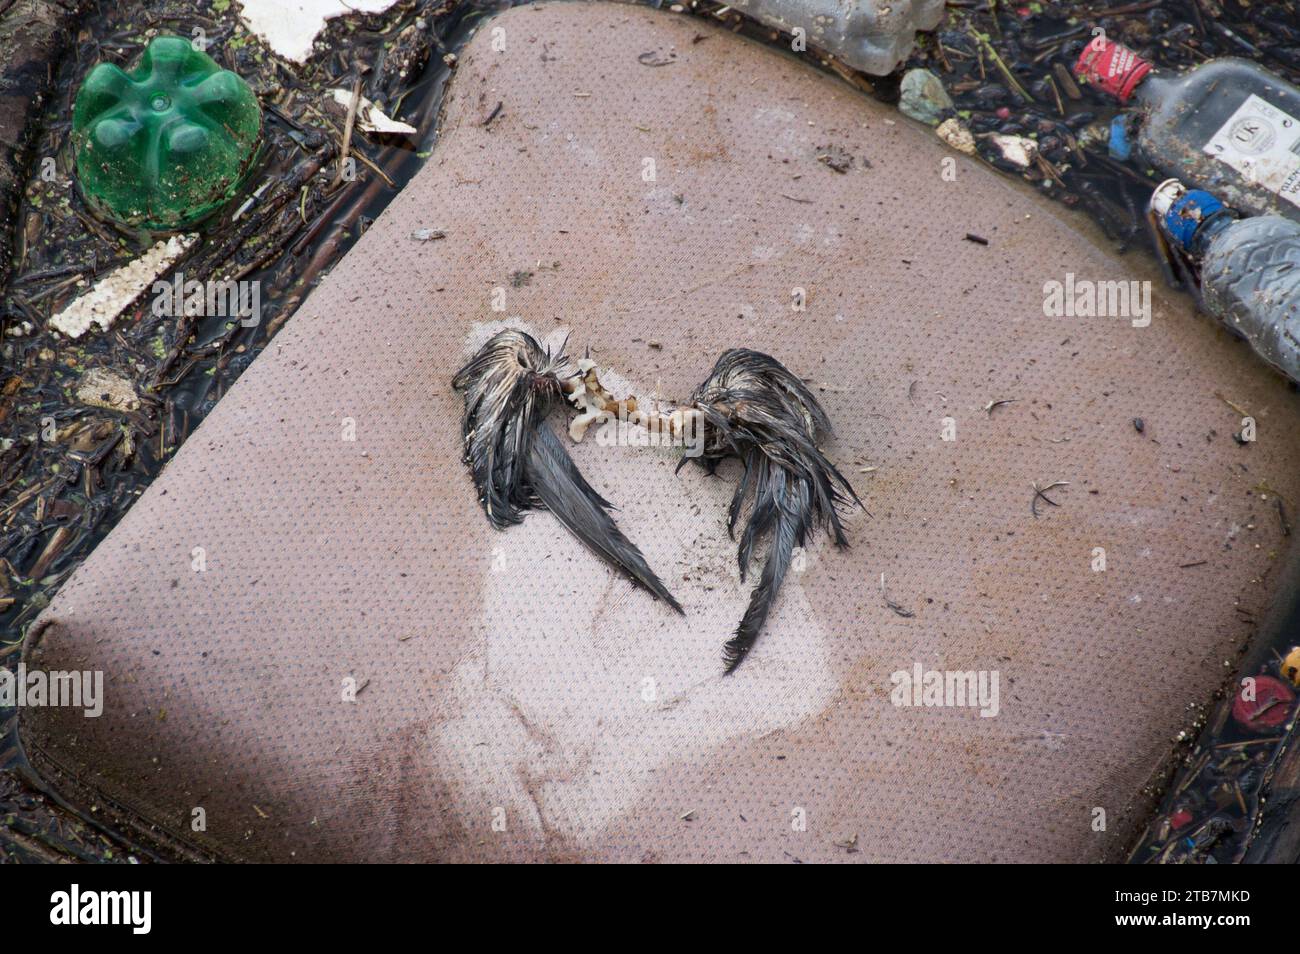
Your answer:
[1231,675,1295,732]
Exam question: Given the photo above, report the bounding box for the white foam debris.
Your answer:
[329,88,417,135]
[987,133,1039,168]
[935,117,977,156]
[49,234,197,340]
[76,367,140,412]
[238,0,401,63]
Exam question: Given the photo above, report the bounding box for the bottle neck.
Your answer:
[1128,70,1174,108]
[1190,213,1235,257]
[1155,186,1237,258]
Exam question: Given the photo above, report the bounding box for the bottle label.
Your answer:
[1204,93,1300,211]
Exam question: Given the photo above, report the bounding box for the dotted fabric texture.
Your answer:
[21,1,1300,862]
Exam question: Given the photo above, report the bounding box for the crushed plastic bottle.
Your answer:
[730,0,946,76]
[1078,37,1300,223]
[72,36,262,230]
[1152,179,1300,385]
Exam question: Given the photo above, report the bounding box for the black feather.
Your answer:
[723,469,810,673]
[452,330,681,612]
[683,349,861,673]
[451,329,565,527]
[527,424,683,613]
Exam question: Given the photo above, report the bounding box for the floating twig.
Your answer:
[334,74,362,189]
[969,29,1034,103]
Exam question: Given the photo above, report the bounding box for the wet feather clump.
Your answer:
[452,329,567,528]
[452,330,681,612]
[683,349,861,673]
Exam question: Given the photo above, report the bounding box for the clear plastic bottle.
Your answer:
[1078,37,1300,223]
[1152,179,1300,384]
[730,0,946,76]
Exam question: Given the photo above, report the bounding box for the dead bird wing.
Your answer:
[453,328,680,613]
[527,423,683,613]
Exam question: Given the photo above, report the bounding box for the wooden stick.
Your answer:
[335,75,362,188]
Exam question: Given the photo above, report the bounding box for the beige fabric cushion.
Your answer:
[21,0,1300,862]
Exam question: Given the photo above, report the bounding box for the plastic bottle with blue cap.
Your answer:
[1151,178,1300,384]
[1079,36,1300,224]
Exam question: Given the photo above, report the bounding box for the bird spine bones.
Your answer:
[561,357,700,445]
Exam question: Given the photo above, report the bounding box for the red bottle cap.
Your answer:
[1075,37,1152,104]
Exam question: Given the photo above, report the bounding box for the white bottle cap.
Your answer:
[1149,178,1186,219]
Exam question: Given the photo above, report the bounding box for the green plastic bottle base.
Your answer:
[72,36,262,231]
